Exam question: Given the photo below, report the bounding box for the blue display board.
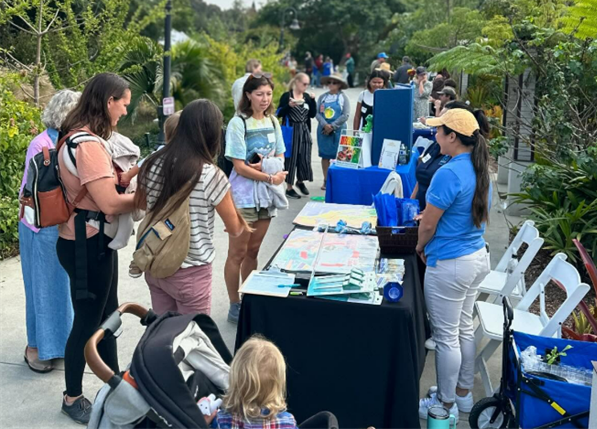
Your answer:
[372,84,414,166]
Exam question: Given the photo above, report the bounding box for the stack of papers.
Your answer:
[307,270,383,306]
[239,271,297,298]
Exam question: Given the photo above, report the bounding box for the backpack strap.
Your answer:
[241,116,247,139]
[269,115,278,131]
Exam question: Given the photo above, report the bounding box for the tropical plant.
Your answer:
[465,85,490,109]
[561,239,597,343]
[512,147,597,262]
[170,40,226,109]
[120,38,227,122]
[561,0,597,39]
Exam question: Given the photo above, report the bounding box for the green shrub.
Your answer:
[512,146,597,262]
[0,73,43,258]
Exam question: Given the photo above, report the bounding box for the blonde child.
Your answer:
[127,112,181,277]
[207,336,297,429]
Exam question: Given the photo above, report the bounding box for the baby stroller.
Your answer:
[86,303,339,429]
[469,298,595,429]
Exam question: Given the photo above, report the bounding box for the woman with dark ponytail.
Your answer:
[416,108,491,424]
[412,102,490,351]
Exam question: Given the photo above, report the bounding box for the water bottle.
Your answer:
[427,405,456,429]
[398,143,408,165]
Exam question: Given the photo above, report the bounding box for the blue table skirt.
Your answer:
[326,149,418,205]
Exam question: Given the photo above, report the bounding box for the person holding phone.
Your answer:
[224,73,287,324]
[413,66,433,120]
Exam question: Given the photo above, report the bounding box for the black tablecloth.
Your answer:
[235,253,429,429]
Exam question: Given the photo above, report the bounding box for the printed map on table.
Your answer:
[293,202,377,229]
[270,229,378,274]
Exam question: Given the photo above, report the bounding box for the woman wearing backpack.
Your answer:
[19,90,80,374]
[56,73,135,424]
[135,99,250,316]
[224,73,287,324]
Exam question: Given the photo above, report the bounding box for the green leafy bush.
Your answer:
[513,147,597,262]
[0,73,43,258]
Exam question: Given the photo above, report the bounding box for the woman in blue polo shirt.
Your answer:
[412,101,490,211]
[416,109,492,423]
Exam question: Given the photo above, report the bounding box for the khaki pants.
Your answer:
[425,247,490,403]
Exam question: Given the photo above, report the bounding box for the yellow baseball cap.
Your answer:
[426,108,479,137]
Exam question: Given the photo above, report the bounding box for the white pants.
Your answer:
[425,247,490,403]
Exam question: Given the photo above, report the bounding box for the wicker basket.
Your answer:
[376,224,418,254]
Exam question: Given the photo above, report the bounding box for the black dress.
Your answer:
[278,91,317,185]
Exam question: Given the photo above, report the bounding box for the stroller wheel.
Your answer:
[469,397,509,429]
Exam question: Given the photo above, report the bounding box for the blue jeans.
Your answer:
[19,222,73,360]
[313,71,321,87]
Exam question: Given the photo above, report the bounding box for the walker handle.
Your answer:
[84,303,149,383]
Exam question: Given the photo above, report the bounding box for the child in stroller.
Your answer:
[205,336,296,428]
[86,304,338,429]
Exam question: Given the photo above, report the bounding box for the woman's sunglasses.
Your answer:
[248,72,273,80]
[328,81,341,85]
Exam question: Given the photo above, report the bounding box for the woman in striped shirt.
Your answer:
[136,99,251,315]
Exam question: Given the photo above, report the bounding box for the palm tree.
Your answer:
[170,40,226,109]
[120,38,226,122]
[119,38,163,124]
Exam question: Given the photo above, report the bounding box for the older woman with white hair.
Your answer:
[19,89,80,373]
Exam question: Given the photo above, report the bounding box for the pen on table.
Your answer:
[289,291,305,296]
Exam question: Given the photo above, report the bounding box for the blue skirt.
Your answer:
[19,222,73,360]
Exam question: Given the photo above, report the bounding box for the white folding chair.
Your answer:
[478,220,544,303]
[474,253,590,396]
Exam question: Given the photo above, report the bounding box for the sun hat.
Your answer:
[320,72,348,89]
[377,52,389,59]
[379,62,393,73]
[426,108,479,137]
[438,87,457,97]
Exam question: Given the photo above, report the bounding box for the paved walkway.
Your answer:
[0,87,514,428]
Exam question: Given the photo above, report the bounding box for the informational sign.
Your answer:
[163,97,175,116]
[379,139,401,170]
[335,130,364,169]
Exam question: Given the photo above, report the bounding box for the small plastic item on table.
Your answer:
[383,282,404,303]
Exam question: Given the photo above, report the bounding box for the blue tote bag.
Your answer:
[281,116,294,158]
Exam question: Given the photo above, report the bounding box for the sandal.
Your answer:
[24,346,54,373]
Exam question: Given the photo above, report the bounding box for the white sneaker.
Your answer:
[426,387,474,413]
[419,393,459,423]
[425,338,436,350]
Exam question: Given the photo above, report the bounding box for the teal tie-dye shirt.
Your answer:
[225,115,285,209]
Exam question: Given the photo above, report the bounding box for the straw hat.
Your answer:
[377,62,394,74]
[320,72,348,90]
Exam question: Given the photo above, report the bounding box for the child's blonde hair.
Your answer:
[223,336,287,421]
[164,110,182,143]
